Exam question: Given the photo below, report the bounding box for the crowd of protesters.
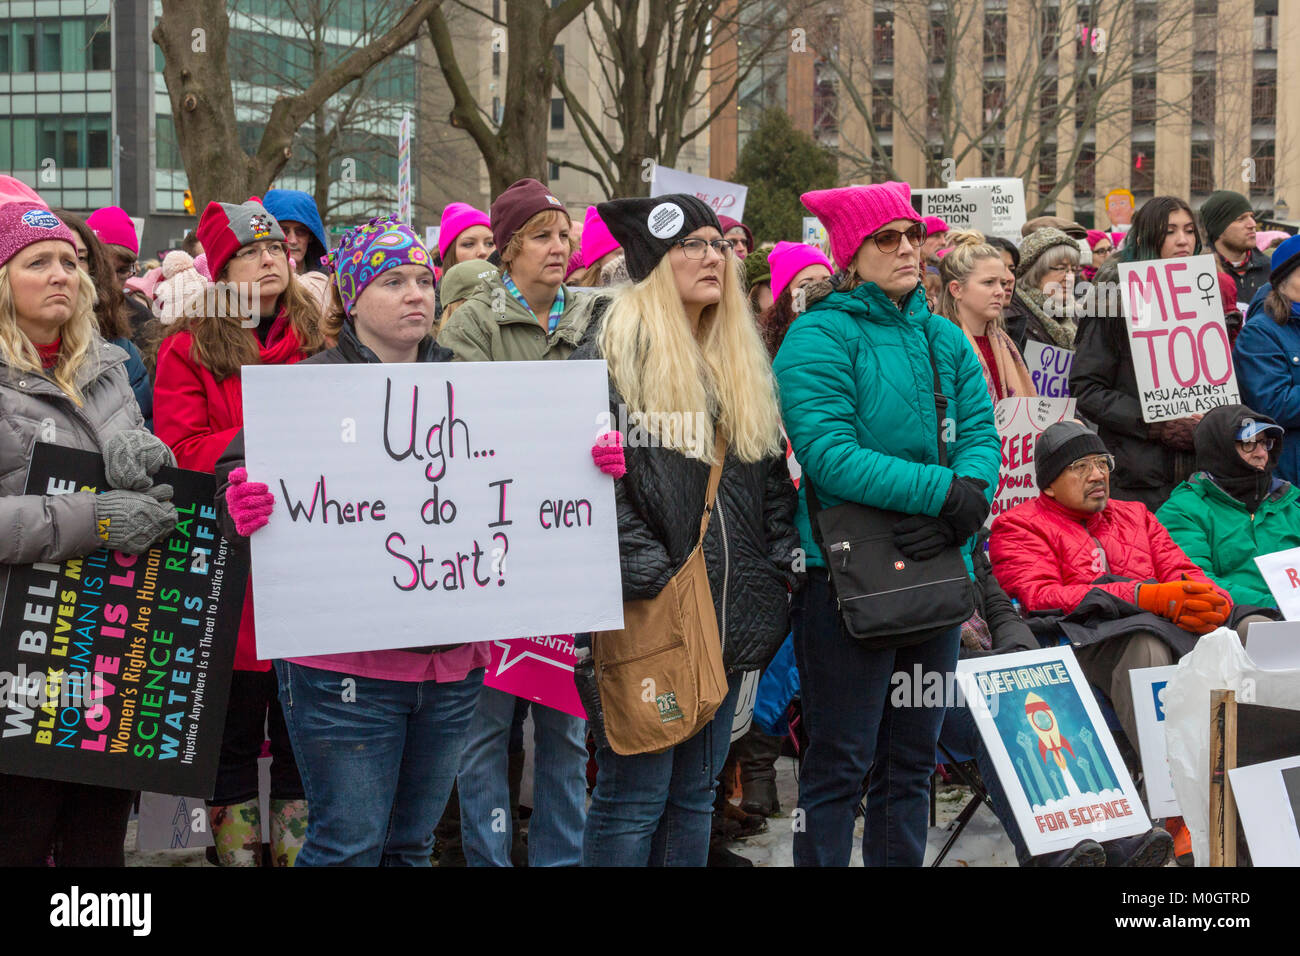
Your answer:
[0,162,1297,869]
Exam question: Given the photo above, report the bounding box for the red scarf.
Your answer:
[257,306,308,365]
[35,336,61,370]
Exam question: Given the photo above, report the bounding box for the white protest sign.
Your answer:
[956,646,1150,857]
[1240,620,1300,670]
[802,216,826,248]
[425,227,440,257]
[650,164,747,221]
[1021,340,1074,398]
[911,186,995,235]
[242,361,624,658]
[1253,545,1300,620]
[1119,253,1239,423]
[954,178,1026,242]
[1128,664,1181,818]
[989,397,1076,525]
[1228,756,1300,867]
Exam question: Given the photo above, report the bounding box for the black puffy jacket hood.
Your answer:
[1193,403,1283,511]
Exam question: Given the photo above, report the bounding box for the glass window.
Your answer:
[38,20,61,72]
[15,21,36,72]
[0,118,9,169]
[0,28,10,72]
[13,117,36,168]
[38,116,59,167]
[89,18,110,70]
[87,115,109,167]
[61,119,82,168]
[155,115,181,170]
[550,97,564,130]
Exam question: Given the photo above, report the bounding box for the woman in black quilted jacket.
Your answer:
[570,194,799,867]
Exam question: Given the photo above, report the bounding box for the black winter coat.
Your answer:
[571,331,801,674]
[1069,261,1193,511]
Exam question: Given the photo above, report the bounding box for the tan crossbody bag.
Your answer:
[592,435,729,756]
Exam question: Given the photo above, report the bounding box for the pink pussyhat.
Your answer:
[0,203,76,269]
[768,240,833,301]
[0,175,47,208]
[438,202,491,261]
[922,216,948,237]
[800,181,921,270]
[86,205,139,256]
[580,205,620,268]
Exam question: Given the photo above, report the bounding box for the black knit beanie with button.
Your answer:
[595,194,720,282]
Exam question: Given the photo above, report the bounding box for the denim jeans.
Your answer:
[583,673,742,867]
[936,701,1028,862]
[458,685,588,867]
[792,569,960,867]
[275,660,484,867]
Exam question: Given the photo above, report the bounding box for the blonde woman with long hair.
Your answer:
[936,230,1037,403]
[0,202,177,865]
[571,194,799,867]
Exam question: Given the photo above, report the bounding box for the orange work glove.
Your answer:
[1135,578,1230,634]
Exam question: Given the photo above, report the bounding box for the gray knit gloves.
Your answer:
[95,485,178,554]
[103,429,176,492]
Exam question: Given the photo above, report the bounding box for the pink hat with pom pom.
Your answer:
[800,181,921,270]
[151,250,210,325]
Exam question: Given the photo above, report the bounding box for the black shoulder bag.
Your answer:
[804,345,974,649]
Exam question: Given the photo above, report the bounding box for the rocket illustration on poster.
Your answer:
[957,646,1150,857]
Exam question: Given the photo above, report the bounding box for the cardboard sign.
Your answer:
[1228,756,1300,866]
[650,164,747,221]
[802,216,826,248]
[1240,620,1300,670]
[397,111,412,225]
[912,186,995,235]
[1104,188,1135,228]
[1118,253,1239,423]
[0,444,243,797]
[1021,340,1074,398]
[484,636,585,718]
[1254,545,1300,620]
[953,178,1027,242]
[241,361,624,659]
[989,398,1076,524]
[956,646,1150,856]
[1128,664,1181,818]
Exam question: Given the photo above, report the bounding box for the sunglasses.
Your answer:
[865,223,927,254]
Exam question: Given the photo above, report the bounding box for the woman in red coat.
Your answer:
[154,197,324,866]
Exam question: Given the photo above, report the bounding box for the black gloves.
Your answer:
[891,477,990,561]
[938,476,990,544]
[892,515,954,560]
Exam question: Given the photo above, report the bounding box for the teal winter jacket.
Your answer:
[773,277,1001,572]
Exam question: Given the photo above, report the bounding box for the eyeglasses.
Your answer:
[232,241,288,264]
[1047,263,1080,275]
[114,259,138,282]
[1238,437,1275,453]
[676,238,734,259]
[1093,246,1112,255]
[1065,454,1115,476]
[865,223,927,254]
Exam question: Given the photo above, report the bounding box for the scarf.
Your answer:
[1015,285,1076,349]
[257,305,309,366]
[964,325,1037,402]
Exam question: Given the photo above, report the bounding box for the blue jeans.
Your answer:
[583,673,742,867]
[792,569,960,867]
[458,685,588,867]
[936,701,1028,862]
[274,660,483,867]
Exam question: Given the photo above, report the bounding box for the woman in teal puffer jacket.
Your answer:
[1157,403,1300,609]
[772,181,1001,867]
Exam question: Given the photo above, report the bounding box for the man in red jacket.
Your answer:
[989,421,1234,752]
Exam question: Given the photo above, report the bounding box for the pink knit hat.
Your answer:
[769,240,833,301]
[0,203,77,269]
[0,176,46,208]
[921,216,948,237]
[579,205,620,268]
[86,205,139,256]
[800,181,921,270]
[438,202,491,261]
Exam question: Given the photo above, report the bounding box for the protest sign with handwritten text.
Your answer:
[242,361,624,659]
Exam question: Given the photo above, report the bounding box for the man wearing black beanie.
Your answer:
[1199,190,1270,304]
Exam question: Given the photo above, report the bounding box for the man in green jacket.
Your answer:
[1157,404,1300,609]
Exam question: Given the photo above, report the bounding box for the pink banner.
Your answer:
[484,635,586,719]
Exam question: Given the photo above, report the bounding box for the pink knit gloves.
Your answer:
[592,431,626,478]
[226,467,274,537]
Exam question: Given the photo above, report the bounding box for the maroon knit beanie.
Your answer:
[490,179,569,252]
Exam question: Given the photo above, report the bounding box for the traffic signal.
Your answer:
[183,189,196,216]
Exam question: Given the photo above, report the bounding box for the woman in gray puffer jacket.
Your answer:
[0,202,177,865]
